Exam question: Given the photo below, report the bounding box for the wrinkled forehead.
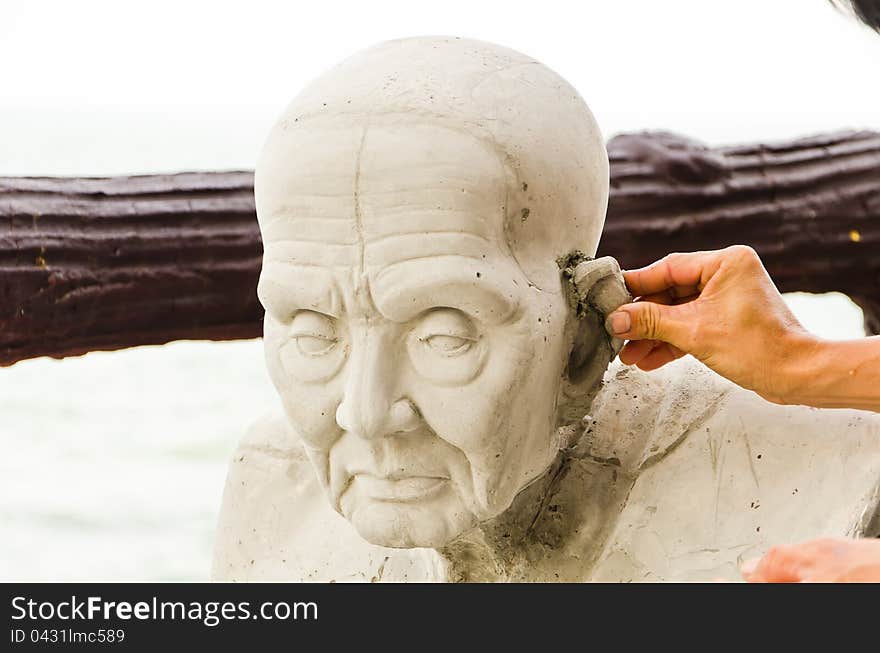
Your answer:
[255,120,510,252]
[256,120,531,323]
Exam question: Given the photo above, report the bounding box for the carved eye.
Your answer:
[408,308,485,385]
[416,309,478,357]
[296,336,336,355]
[290,310,338,356]
[421,334,475,357]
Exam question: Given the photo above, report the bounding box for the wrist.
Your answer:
[773,331,827,407]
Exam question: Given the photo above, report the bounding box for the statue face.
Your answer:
[257,122,574,548]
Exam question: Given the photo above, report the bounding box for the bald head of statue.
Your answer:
[255,37,624,549]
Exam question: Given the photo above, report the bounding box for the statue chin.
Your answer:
[345,497,479,550]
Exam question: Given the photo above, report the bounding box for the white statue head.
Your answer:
[255,37,620,548]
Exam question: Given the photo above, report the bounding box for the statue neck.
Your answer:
[435,449,571,582]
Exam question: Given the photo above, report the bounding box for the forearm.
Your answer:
[784,336,880,411]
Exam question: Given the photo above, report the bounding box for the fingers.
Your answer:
[623,250,724,298]
[606,299,692,348]
[636,343,685,371]
[639,288,699,306]
[609,246,766,376]
[741,546,805,583]
[740,538,880,583]
[618,339,656,365]
[740,539,846,583]
[619,340,685,370]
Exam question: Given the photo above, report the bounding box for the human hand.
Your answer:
[740,537,880,583]
[605,245,817,404]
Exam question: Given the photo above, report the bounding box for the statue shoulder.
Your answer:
[579,357,732,471]
[236,411,307,460]
[211,411,319,580]
[219,410,316,512]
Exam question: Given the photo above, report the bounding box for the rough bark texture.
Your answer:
[0,172,262,365]
[1,130,878,366]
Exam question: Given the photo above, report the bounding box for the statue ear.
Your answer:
[557,255,632,427]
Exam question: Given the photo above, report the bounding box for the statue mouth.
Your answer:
[352,473,449,503]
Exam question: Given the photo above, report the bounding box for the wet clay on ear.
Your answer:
[559,253,631,377]
[555,254,631,428]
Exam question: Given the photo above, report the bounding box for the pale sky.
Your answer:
[1,0,879,174]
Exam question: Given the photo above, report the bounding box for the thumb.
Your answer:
[605,301,689,346]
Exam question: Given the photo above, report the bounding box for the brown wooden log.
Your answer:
[1,129,878,366]
[0,172,262,365]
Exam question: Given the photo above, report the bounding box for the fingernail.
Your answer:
[740,558,759,576]
[607,311,631,336]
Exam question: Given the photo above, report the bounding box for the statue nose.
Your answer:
[335,396,420,440]
[335,328,421,439]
